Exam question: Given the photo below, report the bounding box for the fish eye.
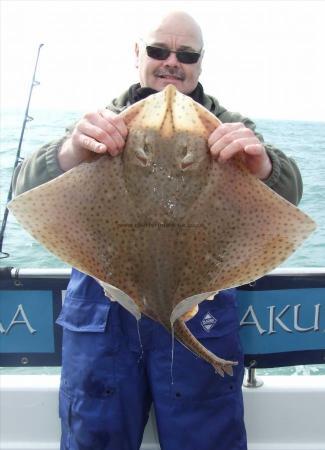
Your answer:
[135,148,146,164]
[180,144,188,158]
[179,144,195,170]
[143,142,150,154]
[134,142,151,166]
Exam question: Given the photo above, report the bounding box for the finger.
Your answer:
[216,137,260,162]
[84,114,126,149]
[78,121,124,155]
[97,116,127,151]
[99,109,128,138]
[106,122,126,150]
[83,111,127,151]
[210,128,255,158]
[243,143,265,156]
[208,122,244,147]
[73,133,107,154]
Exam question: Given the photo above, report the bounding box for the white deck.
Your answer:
[1,374,324,450]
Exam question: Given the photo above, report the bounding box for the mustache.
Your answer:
[154,67,185,80]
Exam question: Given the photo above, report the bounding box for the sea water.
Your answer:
[0,109,324,375]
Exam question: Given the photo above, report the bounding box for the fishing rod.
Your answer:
[0,43,44,259]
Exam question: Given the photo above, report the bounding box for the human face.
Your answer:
[135,25,203,94]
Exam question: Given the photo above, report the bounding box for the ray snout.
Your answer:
[121,84,220,139]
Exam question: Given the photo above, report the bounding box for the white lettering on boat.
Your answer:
[240,303,322,335]
[0,304,36,335]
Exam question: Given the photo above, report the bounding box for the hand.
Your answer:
[58,110,128,171]
[208,123,272,180]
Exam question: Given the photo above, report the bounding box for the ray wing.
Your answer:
[169,105,316,322]
[8,155,148,317]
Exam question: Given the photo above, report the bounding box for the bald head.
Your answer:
[135,11,204,94]
[142,11,204,49]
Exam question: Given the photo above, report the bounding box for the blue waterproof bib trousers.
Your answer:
[57,269,247,450]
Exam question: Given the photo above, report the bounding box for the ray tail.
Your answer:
[172,319,237,377]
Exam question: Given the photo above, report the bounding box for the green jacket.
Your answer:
[13,88,303,205]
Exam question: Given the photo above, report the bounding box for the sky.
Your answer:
[1,0,325,121]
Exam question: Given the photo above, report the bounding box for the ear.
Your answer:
[198,49,204,76]
[135,42,140,69]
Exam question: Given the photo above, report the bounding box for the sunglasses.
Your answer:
[145,45,201,64]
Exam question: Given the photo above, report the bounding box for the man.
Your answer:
[13,11,302,450]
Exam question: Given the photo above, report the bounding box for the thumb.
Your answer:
[244,144,263,156]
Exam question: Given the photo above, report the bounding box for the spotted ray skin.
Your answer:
[8,85,316,376]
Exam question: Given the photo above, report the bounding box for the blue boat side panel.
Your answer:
[0,277,63,366]
[0,271,325,368]
[238,289,325,354]
[0,290,55,352]
[237,276,325,367]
